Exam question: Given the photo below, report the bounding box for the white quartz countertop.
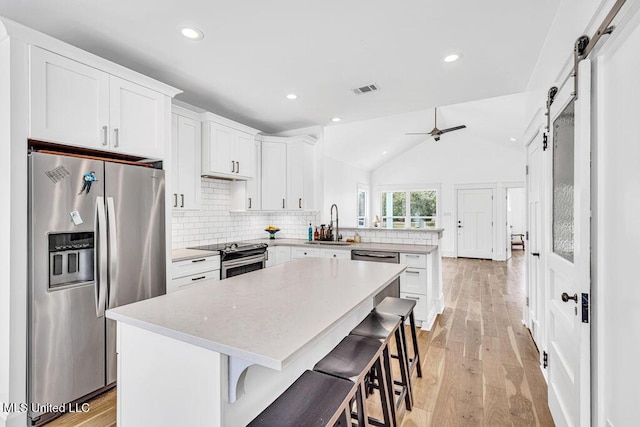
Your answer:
[171,248,219,262]
[248,238,438,254]
[106,258,406,370]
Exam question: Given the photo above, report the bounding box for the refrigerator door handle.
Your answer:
[106,197,118,309]
[95,197,108,318]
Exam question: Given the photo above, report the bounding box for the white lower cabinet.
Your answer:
[291,247,321,259]
[320,248,351,259]
[400,292,427,322]
[400,268,426,294]
[170,255,220,293]
[266,246,291,267]
[399,252,428,326]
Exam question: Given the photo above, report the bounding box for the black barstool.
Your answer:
[351,310,413,415]
[314,334,395,427]
[375,297,423,380]
[248,370,356,427]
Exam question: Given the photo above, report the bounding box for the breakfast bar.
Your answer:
[106,258,406,427]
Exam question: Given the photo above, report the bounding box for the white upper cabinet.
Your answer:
[30,47,110,149]
[202,120,257,180]
[261,135,316,211]
[29,46,169,159]
[171,109,201,210]
[109,76,166,159]
[261,140,287,210]
[245,139,261,210]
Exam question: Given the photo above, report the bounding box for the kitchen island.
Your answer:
[106,258,406,427]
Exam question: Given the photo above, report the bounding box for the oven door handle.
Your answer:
[222,254,267,269]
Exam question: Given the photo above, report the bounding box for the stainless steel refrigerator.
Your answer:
[28,151,166,425]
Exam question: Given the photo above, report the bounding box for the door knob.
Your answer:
[561,292,578,303]
[458,225,463,228]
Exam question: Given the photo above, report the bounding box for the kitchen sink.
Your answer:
[304,241,352,246]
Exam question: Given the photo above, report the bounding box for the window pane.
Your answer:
[410,217,435,228]
[410,191,436,216]
[358,191,366,216]
[382,192,405,217]
[382,217,405,228]
[552,100,575,263]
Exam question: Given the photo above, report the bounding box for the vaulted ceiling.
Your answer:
[0,0,560,134]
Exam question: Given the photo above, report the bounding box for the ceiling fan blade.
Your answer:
[405,132,430,135]
[439,125,467,134]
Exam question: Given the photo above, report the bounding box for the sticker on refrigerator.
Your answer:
[78,171,98,195]
[45,166,71,183]
[69,211,83,225]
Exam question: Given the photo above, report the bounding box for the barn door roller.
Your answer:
[573,0,627,100]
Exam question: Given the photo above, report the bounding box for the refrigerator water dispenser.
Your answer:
[48,232,94,288]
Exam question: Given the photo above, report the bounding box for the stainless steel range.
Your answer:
[188,242,268,279]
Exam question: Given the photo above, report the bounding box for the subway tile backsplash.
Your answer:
[172,178,442,249]
[171,178,319,249]
[339,227,439,246]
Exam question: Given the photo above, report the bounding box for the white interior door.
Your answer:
[527,133,544,345]
[545,59,591,426]
[457,188,493,259]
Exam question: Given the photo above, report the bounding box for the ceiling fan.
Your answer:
[405,107,467,141]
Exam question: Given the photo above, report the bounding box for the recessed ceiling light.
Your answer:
[382,151,387,155]
[331,117,341,122]
[443,53,461,63]
[510,137,517,142]
[177,26,204,41]
[286,93,298,100]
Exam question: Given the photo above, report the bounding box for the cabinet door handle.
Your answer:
[191,276,206,281]
[231,160,235,173]
[181,194,184,208]
[282,199,285,209]
[404,295,420,300]
[236,161,240,174]
[191,258,207,263]
[406,270,420,275]
[299,198,302,209]
[173,193,177,207]
[248,198,252,209]
[102,126,108,146]
[113,128,119,147]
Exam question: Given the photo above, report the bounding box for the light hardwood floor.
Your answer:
[49,251,553,426]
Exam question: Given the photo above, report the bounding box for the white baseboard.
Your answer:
[442,250,456,258]
[0,411,27,427]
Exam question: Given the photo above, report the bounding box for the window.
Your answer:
[357,185,369,227]
[381,190,437,228]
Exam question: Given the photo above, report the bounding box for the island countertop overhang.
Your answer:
[106,258,406,370]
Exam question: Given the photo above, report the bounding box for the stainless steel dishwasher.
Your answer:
[351,250,400,304]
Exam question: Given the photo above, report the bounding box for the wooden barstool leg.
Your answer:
[394,328,413,410]
[355,382,368,427]
[376,355,395,427]
[382,345,397,425]
[409,312,422,378]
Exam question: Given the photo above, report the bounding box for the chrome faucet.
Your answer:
[330,204,340,241]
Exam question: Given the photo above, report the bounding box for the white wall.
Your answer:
[0,30,30,427]
[0,34,11,426]
[322,157,370,227]
[370,133,525,258]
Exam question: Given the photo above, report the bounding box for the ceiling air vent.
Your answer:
[352,83,379,95]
